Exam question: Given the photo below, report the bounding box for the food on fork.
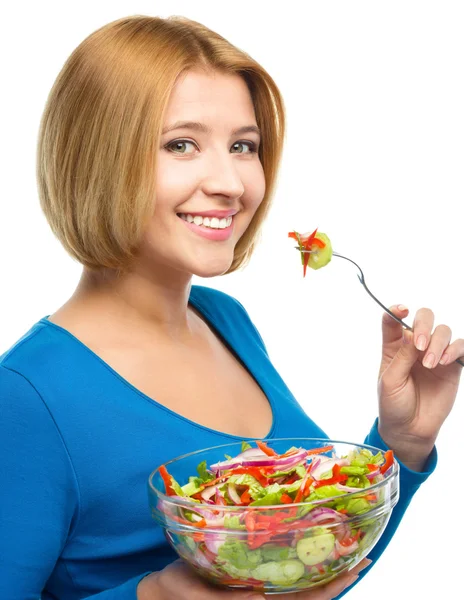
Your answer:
[288,229,333,277]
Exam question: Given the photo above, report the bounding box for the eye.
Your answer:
[164,140,197,155]
[164,139,258,155]
[231,141,258,154]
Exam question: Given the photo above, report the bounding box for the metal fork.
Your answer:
[295,247,464,367]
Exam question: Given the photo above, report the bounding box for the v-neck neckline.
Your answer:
[38,291,277,441]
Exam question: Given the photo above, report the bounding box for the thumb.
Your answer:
[383,328,420,385]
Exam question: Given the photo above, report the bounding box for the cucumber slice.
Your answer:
[296,533,335,566]
[252,559,305,586]
[308,233,332,270]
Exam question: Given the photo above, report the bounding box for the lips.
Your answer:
[176,209,238,219]
[177,213,235,241]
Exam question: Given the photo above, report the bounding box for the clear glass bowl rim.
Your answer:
[148,437,399,511]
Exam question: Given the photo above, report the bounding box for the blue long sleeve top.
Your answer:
[0,285,437,600]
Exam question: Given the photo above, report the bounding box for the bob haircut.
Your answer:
[36,15,286,273]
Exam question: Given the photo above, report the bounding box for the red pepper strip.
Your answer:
[366,493,377,501]
[380,450,394,475]
[245,511,256,532]
[278,448,300,458]
[169,514,207,528]
[303,476,314,496]
[280,493,293,504]
[255,440,278,456]
[339,529,362,547]
[366,463,378,472]
[306,445,334,456]
[240,489,252,504]
[294,486,304,504]
[254,522,273,530]
[159,465,176,496]
[313,464,348,488]
[192,532,205,542]
[311,237,326,249]
[303,228,318,277]
[256,510,293,525]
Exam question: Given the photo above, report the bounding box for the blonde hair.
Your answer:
[36,15,286,273]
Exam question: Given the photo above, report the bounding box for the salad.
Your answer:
[156,440,395,589]
[289,228,333,277]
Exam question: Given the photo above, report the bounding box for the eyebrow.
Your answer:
[162,120,261,139]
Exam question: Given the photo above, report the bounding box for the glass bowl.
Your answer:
[148,438,399,595]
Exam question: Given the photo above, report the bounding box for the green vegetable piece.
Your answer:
[217,539,262,570]
[261,545,298,562]
[181,476,203,496]
[308,233,332,270]
[296,534,335,566]
[229,474,264,499]
[250,492,282,506]
[223,515,246,530]
[169,478,186,497]
[241,441,252,452]
[252,559,305,586]
[340,466,369,476]
[196,461,214,482]
[345,497,371,514]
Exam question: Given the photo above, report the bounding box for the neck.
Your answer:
[66,264,200,342]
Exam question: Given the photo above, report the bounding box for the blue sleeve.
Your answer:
[0,365,151,600]
[334,417,438,598]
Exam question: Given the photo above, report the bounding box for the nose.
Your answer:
[200,151,245,201]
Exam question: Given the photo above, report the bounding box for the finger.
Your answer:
[382,304,410,346]
[439,337,464,367]
[412,307,435,352]
[421,324,452,369]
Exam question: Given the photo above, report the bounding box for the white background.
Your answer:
[1,1,463,598]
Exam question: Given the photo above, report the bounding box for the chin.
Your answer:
[190,256,233,278]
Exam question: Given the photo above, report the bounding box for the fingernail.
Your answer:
[416,334,427,351]
[357,559,372,572]
[398,304,408,311]
[439,353,449,365]
[403,330,413,344]
[423,353,435,369]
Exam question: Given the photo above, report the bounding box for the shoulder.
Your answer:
[0,318,76,393]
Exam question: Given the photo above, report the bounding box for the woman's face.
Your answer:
[139,69,266,279]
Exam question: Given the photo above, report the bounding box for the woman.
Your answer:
[0,14,462,600]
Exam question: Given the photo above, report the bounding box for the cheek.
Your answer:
[246,165,266,213]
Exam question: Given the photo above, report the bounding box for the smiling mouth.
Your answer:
[177,213,233,229]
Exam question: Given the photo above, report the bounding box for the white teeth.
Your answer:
[179,214,234,229]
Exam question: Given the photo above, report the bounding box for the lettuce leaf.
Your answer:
[196,460,214,483]
[228,474,264,499]
[217,538,262,570]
